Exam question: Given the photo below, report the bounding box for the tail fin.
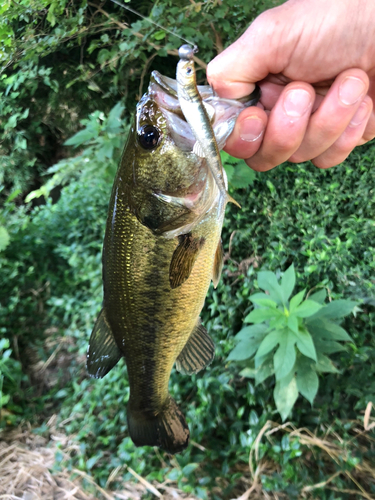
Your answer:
[127,397,189,454]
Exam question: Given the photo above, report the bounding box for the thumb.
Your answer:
[207,9,293,98]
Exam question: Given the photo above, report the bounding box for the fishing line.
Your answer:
[110,0,198,52]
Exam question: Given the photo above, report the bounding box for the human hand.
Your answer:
[207,0,375,171]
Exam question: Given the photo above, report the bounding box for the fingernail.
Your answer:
[349,101,370,127]
[283,89,311,118]
[339,77,366,105]
[239,116,264,142]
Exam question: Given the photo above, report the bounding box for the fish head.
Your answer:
[119,72,260,235]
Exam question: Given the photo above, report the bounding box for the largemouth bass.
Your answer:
[87,67,260,454]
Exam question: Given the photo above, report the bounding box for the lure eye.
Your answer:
[138,125,161,150]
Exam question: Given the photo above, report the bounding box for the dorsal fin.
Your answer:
[175,319,215,375]
[87,308,122,379]
[169,233,205,289]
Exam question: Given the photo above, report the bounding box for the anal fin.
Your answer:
[169,233,205,289]
[175,320,215,375]
[87,308,122,379]
[212,239,224,288]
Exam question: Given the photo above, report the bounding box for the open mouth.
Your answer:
[148,71,260,152]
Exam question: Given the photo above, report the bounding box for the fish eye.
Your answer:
[186,67,192,75]
[138,125,161,150]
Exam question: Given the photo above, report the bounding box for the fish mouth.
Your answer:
[148,71,260,152]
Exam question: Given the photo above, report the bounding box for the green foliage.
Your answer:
[0,338,25,428]
[25,102,128,202]
[222,151,256,189]
[229,265,357,420]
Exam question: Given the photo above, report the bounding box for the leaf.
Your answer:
[281,264,295,301]
[64,128,96,147]
[228,337,262,361]
[254,356,274,385]
[307,319,352,341]
[229,160,256,189]
[315,354,339,373]
[287,315,299,334]
[234,324,268,341]
[309,300,358,320]
[257,271,285,305]
[0,227,10,251]
[106,102,125,132]
[244,307,280,324]
[255,330,280,359]
[273,330,297,380]
[293,300,322,318]
[308,289,327,304]
[249,293,277,308]
[154,30,166,41]
[314,339,347,354]
[182,463,199,475]
[289,289,306,312]
[295,328,317,361]
[274,371,298,421]
[296,357,319,404]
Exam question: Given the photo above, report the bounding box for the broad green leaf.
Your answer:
[182,463,199,476]
[255,330,280,359]
[281,264,295,301]
[293,300,322,318]
[314,339,347,355]
[234,324,268,341]
[244,308,280,324]
[154,30,166,41]
[308,300,357,320]
[228,337,262,361]
[249,293,277,308]
[287,315,299,334]
[274,371,298,421]
[295,328,317,361]
[257,271,284,305]
[296,357,319,404]
[273,330,297,380]
[289,289,306,313]
[307,319,352,341]
[315,354,339,373]
[254,356,274,385]
[269,314,287,330]
[229,160,256,189]
[64,127,97,147]
[308,289,327,304]
[0,227,10,251]
[239,367,256,378]
[106,102,125,132]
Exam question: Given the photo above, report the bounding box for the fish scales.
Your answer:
[87,62,260,454]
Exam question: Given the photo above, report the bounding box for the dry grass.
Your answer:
[232,401,375,500]
[0,425,198,500]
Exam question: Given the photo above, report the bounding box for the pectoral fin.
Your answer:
[169,233,205,289]
[212,239,224,288]
[175,320,215,375]
[87,308,122,379]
